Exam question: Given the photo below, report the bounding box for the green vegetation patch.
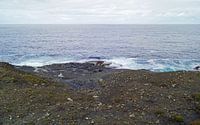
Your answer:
[192,93,200,102]
[155,109,165,117]
[172,115,184,122]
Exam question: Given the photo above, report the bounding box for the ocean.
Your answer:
[0,24,200,72]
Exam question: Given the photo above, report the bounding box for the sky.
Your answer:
[0,0,200,24]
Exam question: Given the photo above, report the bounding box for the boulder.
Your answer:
[194,66,200,70]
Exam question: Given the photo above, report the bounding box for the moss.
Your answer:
[93,116,106,124]
[113,98,123,103]
[190,119,200,125]
[1,76,16,83]
[173,115,184,122]
[193,93,200,102]
[24,122,36,125]
[1,62,200,124]
[155,110,165,117]
[21,74,47,85]
[0,63,78,124]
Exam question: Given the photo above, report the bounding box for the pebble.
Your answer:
[67,98,73,102]
[108,105,112,108]
[172,84,176,88]
[58,73,64,78]
[9,115,12,120]
[156,120,160,124]
[129,113,135,118]
[93,95,99,98]
[34,84,38,87]
[91,120,95,124]
[167,95,172,99]
[99,79,103,82]
[98,102,102,106]
[142,112,145,116]
[45,112,50,117]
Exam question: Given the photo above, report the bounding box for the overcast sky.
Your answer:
[0,0,200,24]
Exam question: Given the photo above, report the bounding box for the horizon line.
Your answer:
[0,23,200,25]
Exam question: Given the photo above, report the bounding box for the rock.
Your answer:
[129,113,135,118]
[45,112,50,117]
[67,98,73,102]
[141,112,145,116]
[99,79,103,82]
[87,61,111,67]
[172,84,176,88]
[98,102,102,106]
[155,120,160,124]
[108,105,112,108]
[34,67,48,73]
[93,95,99,98]
[58,73,64,78]
[88,56,101,60]
[91,120,95,124]
[9,115,12,120]
[34,84,38,87]
[167,95,172,99]
[194,66,200,70]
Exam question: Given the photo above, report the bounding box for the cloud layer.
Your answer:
[0,0,200,24]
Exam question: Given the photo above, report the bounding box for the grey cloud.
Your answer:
[0,0,199,24]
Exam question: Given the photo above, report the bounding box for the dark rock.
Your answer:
[194,66,200,70]
[0,62,14,68]
[88,56,101,60]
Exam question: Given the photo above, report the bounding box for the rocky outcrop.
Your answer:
[194,66,200,70]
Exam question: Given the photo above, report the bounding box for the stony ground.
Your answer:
[1,62,200,125]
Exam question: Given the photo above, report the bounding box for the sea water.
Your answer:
[0,24,200,72]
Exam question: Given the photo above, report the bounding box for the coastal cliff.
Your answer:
[0,62,200,125]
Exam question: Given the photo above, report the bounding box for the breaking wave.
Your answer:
[11,56,200,72]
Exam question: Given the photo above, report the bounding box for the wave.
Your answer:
[105,58,200,72]
[13,56,75,67]
[12,56,200,72]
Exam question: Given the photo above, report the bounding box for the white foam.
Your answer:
[14,56,75,67]
[13,56,200,72]
[104,58,200,72]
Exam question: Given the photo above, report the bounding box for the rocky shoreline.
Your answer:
[16,62,124,89]
[0,62,200,125]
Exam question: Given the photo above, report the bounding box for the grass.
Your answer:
[155,110,165,117]
[193,93,200,102]
[1,62,200,125]
[172,115,184,122]
[0,62,91,124]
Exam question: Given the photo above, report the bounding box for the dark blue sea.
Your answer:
[0,24,200,72]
